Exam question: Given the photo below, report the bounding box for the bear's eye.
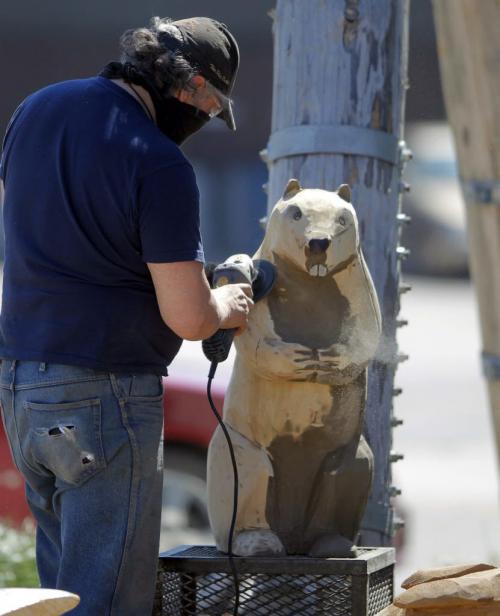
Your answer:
[288,206,302,221]
[338,216,346,226]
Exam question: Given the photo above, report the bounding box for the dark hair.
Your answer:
[119,17,196,95]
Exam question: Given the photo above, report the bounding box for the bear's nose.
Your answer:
[308,238,330,254]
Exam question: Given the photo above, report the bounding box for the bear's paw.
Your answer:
[233,529,286,557]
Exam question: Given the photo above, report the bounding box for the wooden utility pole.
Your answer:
[262,0,411,545]
[433,2,500,470]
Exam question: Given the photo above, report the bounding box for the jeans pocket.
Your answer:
[26,398,106,486]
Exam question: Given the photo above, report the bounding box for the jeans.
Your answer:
[0,360,164,616]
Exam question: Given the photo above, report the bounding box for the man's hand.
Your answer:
[147,261,254,341]
[212,283,254,335]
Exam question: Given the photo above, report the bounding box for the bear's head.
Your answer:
[262,179,359,277]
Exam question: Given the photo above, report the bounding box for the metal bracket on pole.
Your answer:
[482,351,500,379]
[265,125,400,165]
[462,180,500,205]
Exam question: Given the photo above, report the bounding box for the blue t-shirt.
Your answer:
[0,77,204,375]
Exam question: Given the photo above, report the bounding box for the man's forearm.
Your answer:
[147,261,251,341]
[181,291,223,341]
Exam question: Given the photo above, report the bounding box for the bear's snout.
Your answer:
[305,238,331,277]
[308,238,330,254]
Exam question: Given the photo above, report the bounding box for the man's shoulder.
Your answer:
[22,76,146,117]
[7,76,192,179]
[26,77,103,102]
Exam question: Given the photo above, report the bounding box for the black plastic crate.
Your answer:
[154,545,394,616]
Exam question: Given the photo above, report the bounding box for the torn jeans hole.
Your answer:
[44,427,95,465]
[81,453,95,465]
[37,424,95,464]
[48,425,75,437]
[28,399,105,486]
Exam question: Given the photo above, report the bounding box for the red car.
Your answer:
[0,342,232,547]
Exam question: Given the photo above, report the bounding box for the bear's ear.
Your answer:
[283,178,302,199]
[336,184,351,203]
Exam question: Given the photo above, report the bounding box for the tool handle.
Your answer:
[202,328,236,364]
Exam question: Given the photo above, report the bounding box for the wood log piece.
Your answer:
[376,605,406,616]
[394,568,500,610]
[402,564,497,590]
[406,605,500,615]
[0,588,79,616]
[378,599,500,615]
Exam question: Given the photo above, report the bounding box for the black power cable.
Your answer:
[202,256,276,613]
[207,360,240,615]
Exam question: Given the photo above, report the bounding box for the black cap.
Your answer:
[158,17,239,130]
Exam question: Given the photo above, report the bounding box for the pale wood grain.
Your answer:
[402,564,497,590]
[207,184,381,557]
[433,0,500,472]
[0,589,79,616]
[396,569,500,609]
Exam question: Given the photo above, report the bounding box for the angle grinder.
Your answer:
[201,254,275,615]
[202,254,276,364]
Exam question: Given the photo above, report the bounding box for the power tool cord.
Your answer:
[207,360,240,615]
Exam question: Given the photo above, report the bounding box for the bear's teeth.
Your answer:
[309,264,328,277]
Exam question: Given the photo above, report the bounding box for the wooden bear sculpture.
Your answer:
[207,179,382,558]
